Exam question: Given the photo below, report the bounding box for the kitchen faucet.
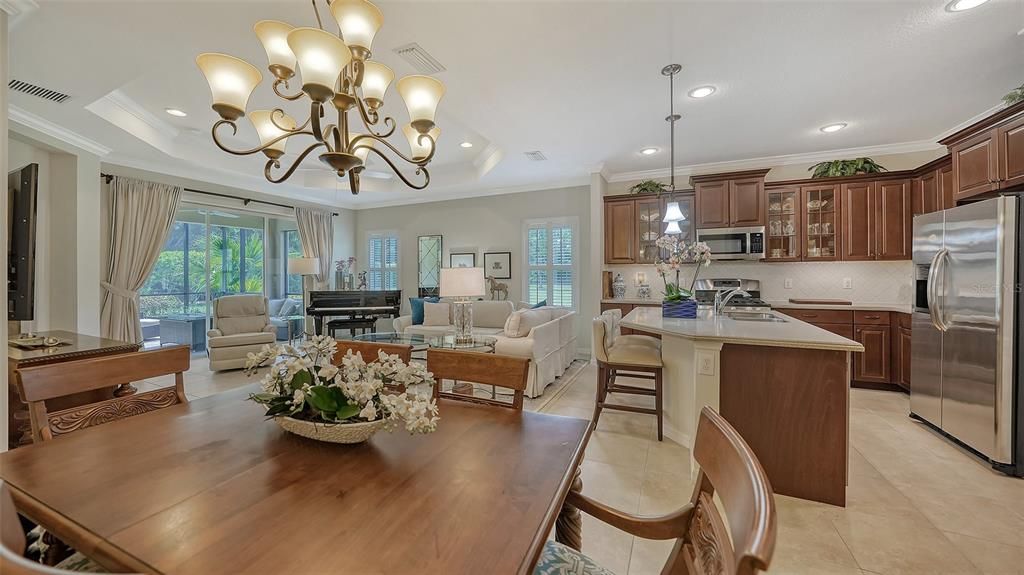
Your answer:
[715,288,751,314]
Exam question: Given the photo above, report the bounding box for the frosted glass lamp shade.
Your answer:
[402,124,439,161]
[250,110,297,159]
[286,27,352,103]
[330,0,384,55]
[440,267,485,297]
[288,257,320,276]
[664,220,683,235]
[360,61,393,108]
[350,133,375,163]
[397,75,445,133]
[254,20,296,79]
[663,201,686,222]
[196,53,263,121]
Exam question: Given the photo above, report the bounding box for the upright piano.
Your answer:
[306,290,402,336]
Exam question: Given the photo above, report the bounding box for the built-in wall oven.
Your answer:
[695,226,765,260]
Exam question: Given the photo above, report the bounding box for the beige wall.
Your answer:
[355,185,593,355]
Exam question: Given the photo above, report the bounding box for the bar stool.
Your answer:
[601,309,661,350]
[592,316,665,441]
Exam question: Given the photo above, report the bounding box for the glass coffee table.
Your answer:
[351,332,497,356]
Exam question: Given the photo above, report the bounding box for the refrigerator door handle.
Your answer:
[935,248,951,332]
[927,249,948,332]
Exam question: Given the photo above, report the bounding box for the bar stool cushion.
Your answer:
[606,343,662,367]
[618,333,661,350]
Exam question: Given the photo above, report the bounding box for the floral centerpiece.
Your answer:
[245,335,439,444]
[654,236,713,319]
[335,256,357,289]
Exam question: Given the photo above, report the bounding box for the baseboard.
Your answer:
[663,421,690,448]
[851,380,908,394]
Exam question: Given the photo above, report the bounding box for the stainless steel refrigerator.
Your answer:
[911,196,1023,476]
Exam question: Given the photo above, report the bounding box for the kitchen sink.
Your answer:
[724,311,788,323]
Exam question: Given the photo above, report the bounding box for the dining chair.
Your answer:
[535,407,777,575]
[332,340,413,365]
[0,481,128,574]
[14,345,191,443]
[592,316,665,440]
[426,349,531,410]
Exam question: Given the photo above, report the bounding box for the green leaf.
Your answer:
[334,403,361,421]
[289,370,312,390]
[249,392,277,404]
[306,386,339,413]
[265,400,293,417]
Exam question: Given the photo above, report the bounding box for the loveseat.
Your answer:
[393,300,577,397]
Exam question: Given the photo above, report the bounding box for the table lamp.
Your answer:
[440,267,485,344]
[288,257,320,323]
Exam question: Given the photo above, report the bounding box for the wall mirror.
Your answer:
[417,235,442,297]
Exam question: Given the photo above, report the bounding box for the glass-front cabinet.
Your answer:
[765,187,800,261]
[635,196,663,264]
[801,184,839,261]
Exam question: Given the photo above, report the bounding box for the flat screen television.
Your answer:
[8,163,38,321]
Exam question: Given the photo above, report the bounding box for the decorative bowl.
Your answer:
[276,417,386,444]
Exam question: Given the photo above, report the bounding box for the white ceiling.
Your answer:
[8,0,1024,209]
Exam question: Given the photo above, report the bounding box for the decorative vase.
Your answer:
[612,274,626,299]
[276,417,386,444]
[637,284,651,299]
[334,271,345,290]
[662,299,698,319]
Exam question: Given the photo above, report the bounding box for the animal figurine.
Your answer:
[486,276,509,300]
[357,271,368,290]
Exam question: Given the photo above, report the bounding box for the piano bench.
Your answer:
[327,318,378,338]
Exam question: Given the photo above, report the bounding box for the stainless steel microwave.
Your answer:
[695,226,765,260]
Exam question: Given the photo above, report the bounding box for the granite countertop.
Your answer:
[620,306,864,352]
[764,300,913,314]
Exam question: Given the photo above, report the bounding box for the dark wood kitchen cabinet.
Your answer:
[892,313,911,391]
[602,193,694,264]
[691,169,770,229]
[940,101,1024,202]
[840,181,873,261]
[875,179,912,260]
[604,198,635,264]
[854,328,890,384]
[912,156,953,216]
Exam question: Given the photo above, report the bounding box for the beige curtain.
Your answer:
[295,207,334,289]
[101,176,182,343]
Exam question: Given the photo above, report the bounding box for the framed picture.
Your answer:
[450,252,476,268]
[483,252,512,279]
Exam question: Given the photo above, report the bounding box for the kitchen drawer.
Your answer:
[854,310,890,325]
[775,308,853,324]
[813,323,855,339]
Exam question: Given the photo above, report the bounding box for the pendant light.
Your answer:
[660,64,686,235]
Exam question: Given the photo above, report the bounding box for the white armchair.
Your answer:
[207,295,277,371]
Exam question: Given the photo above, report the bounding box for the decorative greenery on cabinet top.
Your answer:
[809,158,887,179]
[629,180,670,195]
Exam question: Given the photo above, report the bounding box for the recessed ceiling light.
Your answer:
[687,86,716,99]
[165,108,187,117]
[640,147,659,155]
[820,123,848,133]
[460,141,473,148]
[946,0,989,11]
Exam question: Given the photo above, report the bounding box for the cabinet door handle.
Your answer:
[803,314,818,318]
[864,315,881,320]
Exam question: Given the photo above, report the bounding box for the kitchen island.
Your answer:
[621,306,863,506]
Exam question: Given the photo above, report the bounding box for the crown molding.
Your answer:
[606,139,941,183]
[351,176,591,210]
[933,103,1005,143]
[0,0,37,16]
[9,105,112,156]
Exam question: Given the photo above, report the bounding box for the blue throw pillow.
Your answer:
[531,299,547,309]
[410,297,439,325]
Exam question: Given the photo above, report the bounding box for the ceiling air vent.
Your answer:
[524,151,548,162]
[392,43,446,75]
[8,79,70,103]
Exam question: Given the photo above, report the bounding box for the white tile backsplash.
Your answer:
[607,261,914,306]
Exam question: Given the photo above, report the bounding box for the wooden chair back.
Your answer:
[426,349,530,410]
[673,407,777,574]
[332,340,413,365]
[14,346,191,443]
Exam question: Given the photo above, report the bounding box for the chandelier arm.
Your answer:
[265,141,326,184]
[320,124,338,152]
[273,79,305,101]
[211,120,315,156]
[348,169,361,195]
[311,0,324,30]
[354,96,396,138]
[310,101,325,142]
[270,108,308,133]
[361,146,431,190]
[351,132,433,167]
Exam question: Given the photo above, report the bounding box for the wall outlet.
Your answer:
[697,351,715,376]
[784,278,793,289]
[843,278,853,289]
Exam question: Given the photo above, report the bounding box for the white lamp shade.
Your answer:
[196,53,263,119]
[288,257,321,275]
[286,27,352,100]
[350,133,375,163]
[250,110,297,155]
[330,0,384,52]
[440,267,485,297]
[663,201,686,222]
[360,60,394,102]
[254,20,296,74]
[402,124,439,161]
[664,221,683,235]
[397,75,445,125]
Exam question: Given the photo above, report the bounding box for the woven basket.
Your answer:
[276,417,386,444]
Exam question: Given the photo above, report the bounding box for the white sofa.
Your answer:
[207,295,277,371]
[393,300,576,397]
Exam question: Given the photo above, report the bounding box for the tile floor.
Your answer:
[166,354,1024,575]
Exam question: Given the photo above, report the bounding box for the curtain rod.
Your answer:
[100,173,338,216]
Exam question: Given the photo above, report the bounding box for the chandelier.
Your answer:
[195,0,444,195]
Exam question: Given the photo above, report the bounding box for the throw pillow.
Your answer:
[410,297,440,325]
[503,309,548,338]
[423,302,451,326]
[531,299,548,309]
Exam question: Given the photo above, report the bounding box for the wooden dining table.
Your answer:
[0,384,592,574]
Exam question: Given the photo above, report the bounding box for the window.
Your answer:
[523,217,577,308]
[368,232,399,290]
[283,229,303,299]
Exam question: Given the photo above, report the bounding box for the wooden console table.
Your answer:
[7,330,140,449]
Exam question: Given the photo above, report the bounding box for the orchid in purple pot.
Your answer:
[654,237,712,318]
